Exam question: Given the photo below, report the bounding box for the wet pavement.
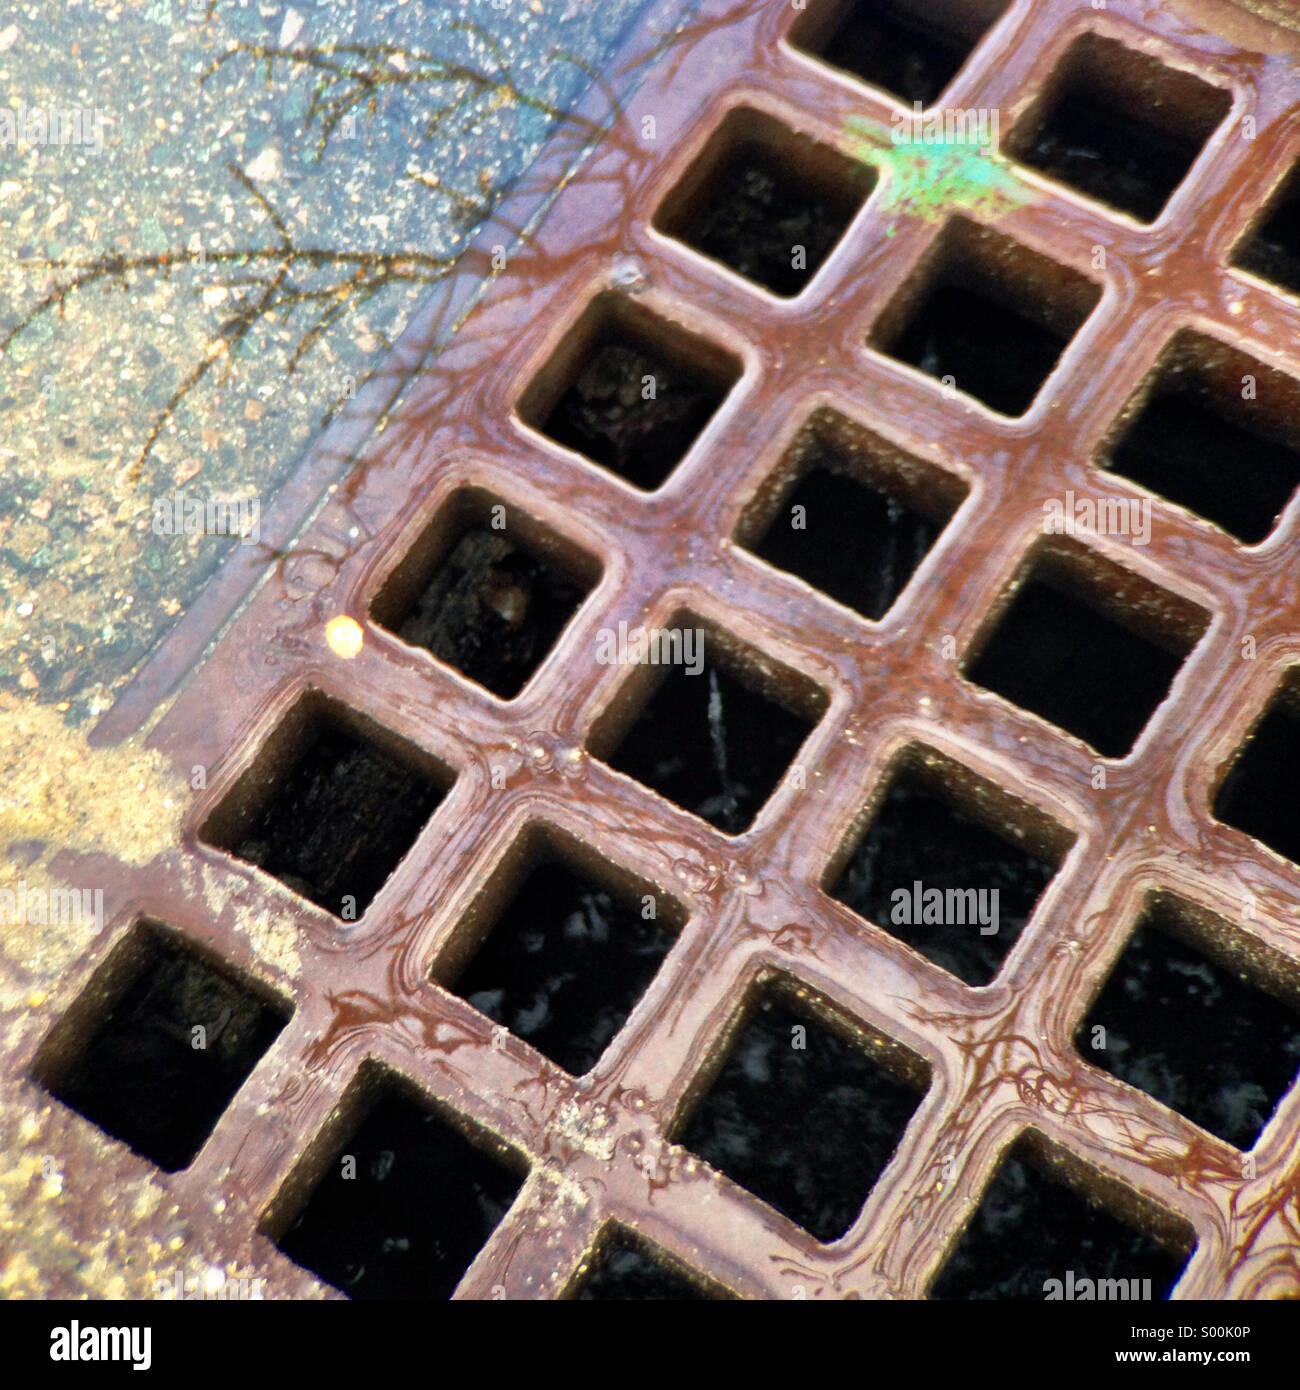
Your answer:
[0,0,652,725]
[6,0,1300,1304]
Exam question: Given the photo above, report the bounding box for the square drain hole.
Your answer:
[1102,332,1300,545]
[931,1135,1192,1299]
[869,218,1100,417]
[592,614,827,833]
[738,407,966,621]
[1234,163,1300,297]
[828,748,1071,987]
[433,828,685,1077]
[964,543,1208,757]
[575,1228,716,1300]
[36,922,288,1172]
[517,292,741,492]
[1215,676,1300,866]
[1009,32,1230,223]
[200,695,451,921]
[677,983,925,1242]
[1078,894,1300,1149]
[654,106,875,297]
[273,1075,525,1299]
[790,0,1010,107]
[371,489,600,699]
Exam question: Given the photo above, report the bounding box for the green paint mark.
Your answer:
[842,115,1031,226]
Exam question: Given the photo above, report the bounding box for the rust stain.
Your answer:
[6,0,1300,1301]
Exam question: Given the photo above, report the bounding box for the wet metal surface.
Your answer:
[8,0,1300,1299]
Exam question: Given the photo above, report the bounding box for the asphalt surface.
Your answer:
[0,0,654,725]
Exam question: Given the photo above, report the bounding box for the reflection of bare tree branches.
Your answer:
[620,0,766,88]
[0,9,682,487]
[201,22,615,164]
[2,161,453,487]
[0,21,602,484]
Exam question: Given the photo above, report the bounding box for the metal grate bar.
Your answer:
[12,0,1300,1299]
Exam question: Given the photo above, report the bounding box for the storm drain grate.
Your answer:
[15,0,1300,1298]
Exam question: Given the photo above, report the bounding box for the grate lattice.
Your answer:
[15,0,1300,1299]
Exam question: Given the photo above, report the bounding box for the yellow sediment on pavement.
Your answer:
[0,695,187,1009]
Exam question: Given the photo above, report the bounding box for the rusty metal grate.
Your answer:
[14,0,1300,1299]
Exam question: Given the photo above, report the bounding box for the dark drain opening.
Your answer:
[827,747,1070,987]
[1234,163,1300,296]
[518,293,742,492]
[964,541,1208,757]
[35,922,288,1173]
[1078,893,1300,1150]
[1008,32,1230,224]
[1215,675,1300,866]
[575,1227,717,1300]
[655,106,875,297]
[271,1073,525,1300]
[1101,331,1300,545]
[433,827,685,1077]
[738,407,966,621]
[930,1133,1193,1300]
[789,0,1010,108]
[591,613,827,833]
[870,218,1101,417]
[371,489,600,699]
[676,981,926,1243]
[200,695,451,921]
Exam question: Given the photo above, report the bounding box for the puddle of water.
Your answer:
[0,0,652,724]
